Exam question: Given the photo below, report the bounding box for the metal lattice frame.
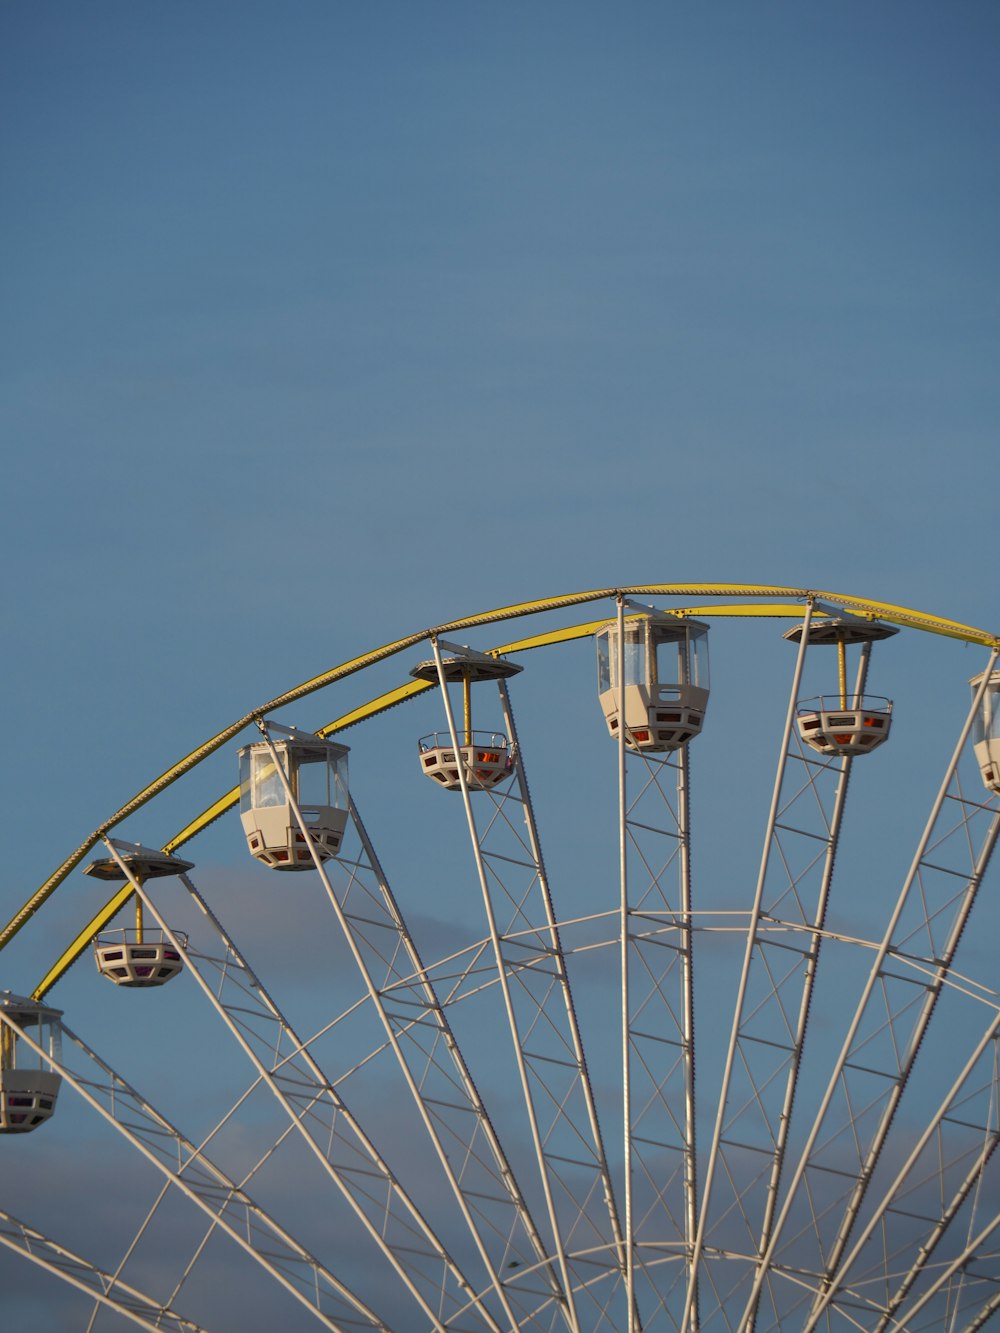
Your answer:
[0,1205,207,1333]
[609,595,700,1332]
[4,587,1000,1331]
[96,838,503,1333]
[685,602,873,1330]
[426,639,629,1331]
[252,722,575,1332]
[0,1008,390,1333]
[811,1011,1000,1326]
[743,648,1000,1330]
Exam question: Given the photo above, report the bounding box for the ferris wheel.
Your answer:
[2,583,1000,1332]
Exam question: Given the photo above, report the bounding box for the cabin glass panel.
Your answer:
[596,624,646,690]
[622,625,646,688]
[689,624,710,691]
[16,1015,39,1070]
[251,750,286,809]
[973,679,1000,745]
[239,750,253,814]
[4,1012,61,1070]
[655,635,684,694]
[296,748,348,810]
[44,1020,61,1066]
[297,751,329,808]
[597,635,611,694]
[653,623,709,694]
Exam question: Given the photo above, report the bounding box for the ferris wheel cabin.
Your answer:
[239,731,349,870]
[411,651,521,790]
[85,845,193,987]
[786,617,896,756]
[595,613,710,752]
[0,994,62,1133]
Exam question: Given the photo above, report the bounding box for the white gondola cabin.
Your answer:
[411,651,521,790]
[92,929,188,987]
[971,669,1000,794]
[596,613,710,751]
[786,617,896,756]
[86,844,193,987]
[417,731,512,790]
[239,730,349,870]
[0,993,62,1133]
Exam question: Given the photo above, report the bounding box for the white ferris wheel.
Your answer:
[2,583,1000,1333]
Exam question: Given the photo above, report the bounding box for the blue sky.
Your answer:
[3,3,1000,1328]
[3,0,991,849]
[5,1,999,827]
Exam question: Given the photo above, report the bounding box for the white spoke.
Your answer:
[5,585,1000,1330]
[0,1009,390,1332]
[0,1204,206,1333]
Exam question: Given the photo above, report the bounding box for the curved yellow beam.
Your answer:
[21,585,1000,1000]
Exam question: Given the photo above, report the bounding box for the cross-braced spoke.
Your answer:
[609,597,700,1332]
[0,1203,207,1333]
[0,1009,391,1333]
[427,640,628,1330]
[687,599,827,1331]
[740,650,1000,1331]
[100,850,504,1333]
[251,722,572,1330]
[802,1013,1000,1331]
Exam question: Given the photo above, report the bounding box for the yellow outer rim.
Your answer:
[15,583,998,999]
